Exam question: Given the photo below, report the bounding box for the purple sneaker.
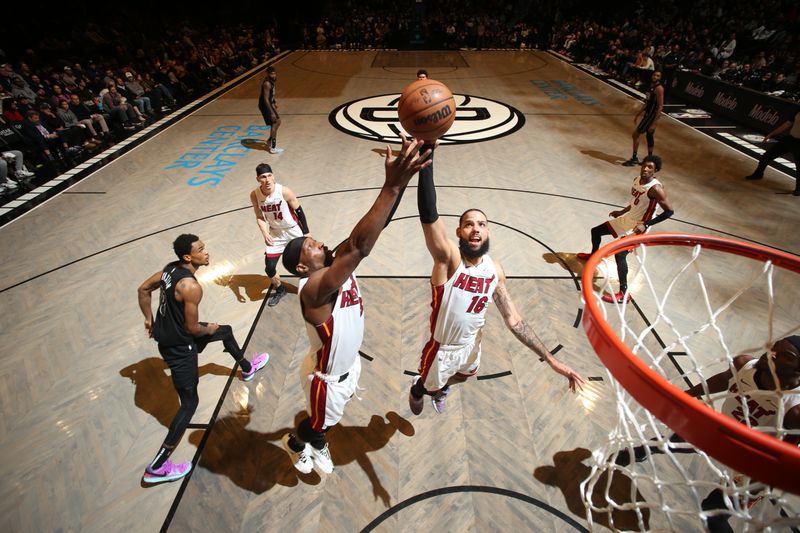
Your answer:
[242,353,270,382]
[431,387,451,414]
[143,460,192,484]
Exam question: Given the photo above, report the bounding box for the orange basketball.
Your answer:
[397,79,456,141]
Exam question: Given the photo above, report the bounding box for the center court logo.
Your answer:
[328,93,525,145]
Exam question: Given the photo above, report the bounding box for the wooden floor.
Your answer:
[0,50,798,532]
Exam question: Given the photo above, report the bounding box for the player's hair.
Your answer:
[256,163,273,176]
[173,234,199,260]
[282,236,305,277]
[459,208,488,226]
[786,335,800,354]
[266,66,276,74]
[416,69,428,78]
[643,155,662,171]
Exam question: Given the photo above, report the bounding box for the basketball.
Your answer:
[397,79,456,141]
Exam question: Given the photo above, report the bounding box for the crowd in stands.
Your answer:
[549,0,799,102]
[0,19,280,197]
[1,0,796,202]
[301,0,553,51]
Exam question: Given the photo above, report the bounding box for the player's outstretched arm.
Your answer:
[417,142,459,270]
[492,260,585,393]
[306,136,431,305]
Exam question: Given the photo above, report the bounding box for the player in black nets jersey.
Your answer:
[622,71,664,167]
[136,234,269,484]
[260,66,283,154]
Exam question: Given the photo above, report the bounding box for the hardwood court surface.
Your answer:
[0,50,797,532]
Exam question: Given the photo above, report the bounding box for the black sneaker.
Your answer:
[793,190,800,196]
[745,174,764,180]
[622,157,640,167]
[268,284,286,307]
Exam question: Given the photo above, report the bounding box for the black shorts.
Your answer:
[636,116,656,134]
[259,105,278,126]
[158,343,199,389]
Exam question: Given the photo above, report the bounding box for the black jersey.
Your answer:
[259,78,276,111]
[152,262,196,347]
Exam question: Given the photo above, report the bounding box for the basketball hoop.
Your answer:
[580,232,800,531]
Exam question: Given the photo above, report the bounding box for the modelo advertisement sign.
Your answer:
[675,70,799,134]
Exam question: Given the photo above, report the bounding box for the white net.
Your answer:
[580,237,800,532]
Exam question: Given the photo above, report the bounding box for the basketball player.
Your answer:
[137,234,269,483]
[250,163,309,307]
[614,336,800,533]
[278,135,432,475]
[408,149,585,416]
[744,110,800,195]
[259,66,282,154]
[622,70,664,167]
[577,155,674,304]
[416,69,428,79]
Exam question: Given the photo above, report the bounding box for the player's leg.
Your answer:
[601,249,632,303]
[265,254,286,306]
[745,136,791,181]
[623,127,643,166]
[409,338,443,415]
[431,341,480,414]
[577,222,615,260]
[268,116,282,153]
[645,127,656,156]
[144,346,198,483]
[194,324,269,380]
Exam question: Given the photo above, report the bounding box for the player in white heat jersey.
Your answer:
[577,155,674,304]
[278,135,431,475]
[250,163,309,307]
[409,147,585,415]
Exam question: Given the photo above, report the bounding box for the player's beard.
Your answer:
[459,237,489,259]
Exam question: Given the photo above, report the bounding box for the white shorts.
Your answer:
[266,224,303,258]
[420,331,481,391]
[301,354,362,431]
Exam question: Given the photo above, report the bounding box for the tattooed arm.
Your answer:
[492,260,585,393]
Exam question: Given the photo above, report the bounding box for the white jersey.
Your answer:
[608,176,662,236]
[298,274,364,376]
[430,256,498,347]
[721,359,800,435]
[254,183,298,231]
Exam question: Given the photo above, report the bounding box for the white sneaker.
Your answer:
[281,434,313,474]
[16,169,35,178]
[4,179,18,190]
[268,147,284,154]
[308,443,334,474]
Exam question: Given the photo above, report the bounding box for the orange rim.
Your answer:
[581,232,800,494]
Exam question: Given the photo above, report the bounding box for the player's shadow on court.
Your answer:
[215,275,300,303]
[543,252,590,276]
[187,409,414,504]
[580,148,625,165]
[534,447,650,532]
[215,274,270,302]
[119,358,231,428]
[241,139,271,151]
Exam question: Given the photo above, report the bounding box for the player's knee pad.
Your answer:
[646,131,655,146]
[264,255,279,278]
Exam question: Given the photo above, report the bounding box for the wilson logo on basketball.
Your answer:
[328,93,525,145]
[416,105,453,126]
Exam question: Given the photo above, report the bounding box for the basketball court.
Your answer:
[0,50,798,532]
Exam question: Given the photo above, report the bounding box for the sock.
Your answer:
[287,434,306,453]
[149,443,175,471]
[240,358,252,373]
[631,151,637,160]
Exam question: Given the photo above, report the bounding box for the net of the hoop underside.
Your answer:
[580,241,800,532]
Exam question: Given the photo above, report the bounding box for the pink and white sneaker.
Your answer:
[143,459,192,484]
[242,353,270,382]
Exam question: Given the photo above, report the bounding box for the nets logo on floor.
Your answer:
[329,93,525,145]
